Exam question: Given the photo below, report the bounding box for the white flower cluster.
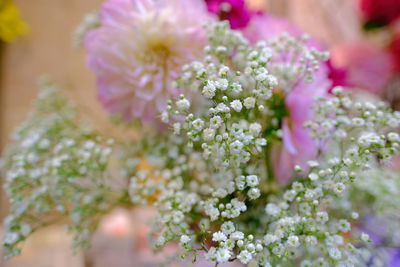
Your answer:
[152,23,400,266]
[1,81,118,258]
[329,168,400,265]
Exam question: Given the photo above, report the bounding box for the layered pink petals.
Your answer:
[85,0,212,124]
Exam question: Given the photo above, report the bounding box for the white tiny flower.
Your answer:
[192,118,204,131]
[216,78,229,90]
[263,234,277,245]
[237,250,252,264]
[332,86,344,95]
[247,188,260,199]
[216,248,231,263]
[255,138,267,151]
[256,73,267,82]
[287,236,300,248]
[161,111,169,123]
[272,244,285,256]
[230,231,244,240]
[266,75,278,87]
[216,103,230,113]
[244,97,256,109]
[299,203,311,214]
[246,243,255,252]
[361,233,371,243]
[230,100,243,112]
[231,82,242,94]
[307,160,319,168]
[173,123,181,134]
[388,132,400,142]
[203,128,216,141]
[308,173,319,181]
[301,260,313,267]
[20,224,32,236]
[4,232,19,245]
[230,140,244,154]
[205,247,217,261]
[210,115,223,129]
[352,118,365,127]
[265,203,280,217]
[337,219,351,233]
[328,247,342,260]
[304,236,317,246]
[172,211,184,223]
[316,211,329,223]
[221,221,235,235]
[283,190,297,202]
[246,175,259,187]
[292,182,304,192]
[294,165,303,172]
[351,212,359,220]
[209,208,220,221]
[180,235,191,244]
[249,123,262,136]
[333,183,345,194]
[219,66,229,76]
[156,236,166,247]
[176,98,190,111]
[212,231,227,242]
[203,81,217,98]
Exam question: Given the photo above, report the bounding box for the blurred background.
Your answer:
[0,0,397,266]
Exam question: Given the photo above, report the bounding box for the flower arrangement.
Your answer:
[2,0,400,266]
[0,0,27,43]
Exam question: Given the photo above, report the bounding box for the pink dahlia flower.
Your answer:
[244,14,331,185]
[85,0,212,124]
[205,0,252,29]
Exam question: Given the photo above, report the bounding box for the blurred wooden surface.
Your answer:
[0,0,105,150]
[0,226,84,267]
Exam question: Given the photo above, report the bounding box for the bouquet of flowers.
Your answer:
[2,0,400,266]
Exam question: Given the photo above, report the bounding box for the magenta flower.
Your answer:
[360,0,400,26]
[244,14,331,185]
[205,0,252,29]
[389,32,400,73]
[326,59,349,92]
[85,0,212,124]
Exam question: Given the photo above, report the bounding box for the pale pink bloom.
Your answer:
[85,0,212,124]
[331,42,393,95]
[274,67,330,185]
[244,13,302,44]
[244,14,331,185]
[100,208,132,237]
